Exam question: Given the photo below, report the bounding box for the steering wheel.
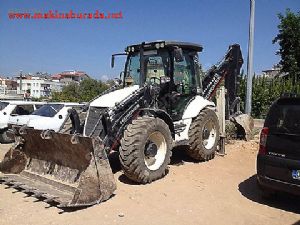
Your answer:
[149,76,161,85]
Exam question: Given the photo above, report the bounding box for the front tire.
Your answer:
[187,108,220,161]
[119,116,173,184]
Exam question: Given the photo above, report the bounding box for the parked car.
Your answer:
[0,101,44,143]
[8,102,86,134]
[257,96,300,197]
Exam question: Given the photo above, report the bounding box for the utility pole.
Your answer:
[245,0,255,115]
[19,70,23,94]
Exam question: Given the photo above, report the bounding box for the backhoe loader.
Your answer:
[0,41,245,208]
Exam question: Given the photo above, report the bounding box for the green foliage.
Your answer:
[273,9,300,82]
[238,75,300,118]
[225,121,237,140]
[237,9,300,119]
[52,79,109,102]
[30,97,42,102]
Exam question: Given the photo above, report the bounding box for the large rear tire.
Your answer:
[119,116,173,184]
[187,108,220,161]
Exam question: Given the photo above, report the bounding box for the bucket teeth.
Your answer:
[0,175,70,205]
[11,182,23,188]
[22,186,37,193]
[42,194,58,203]
[32,191,45,198]
[58,202,69,208]
[0,177,11,184]
[3,180,12,185]
[1,179,25,190]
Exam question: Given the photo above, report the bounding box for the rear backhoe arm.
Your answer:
[202,44,243,101]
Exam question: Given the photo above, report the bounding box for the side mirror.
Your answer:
[111,55,115,68]
[174,48,184,62]
[115,71,124,85]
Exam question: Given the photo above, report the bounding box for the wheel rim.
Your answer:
[202,120,217,149]
[144,131,167,171]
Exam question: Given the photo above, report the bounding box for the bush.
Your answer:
[238,74,300,118]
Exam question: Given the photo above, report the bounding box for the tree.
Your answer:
[78,78,108,102]
[52,79,109,102]
[273,9,300,84]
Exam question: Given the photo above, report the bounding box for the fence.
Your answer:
[0,86,24,99]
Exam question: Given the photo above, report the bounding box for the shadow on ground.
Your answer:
[111,146,200,185]
[170,146,199,165]
[108,152,122,174]
[239,175,300,214]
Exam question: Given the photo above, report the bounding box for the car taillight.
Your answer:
[258,127,269,155]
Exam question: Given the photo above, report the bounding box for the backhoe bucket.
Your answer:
[231,114,254,141]
[0,128,116,208]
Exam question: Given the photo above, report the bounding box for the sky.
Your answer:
[0,0,299,80]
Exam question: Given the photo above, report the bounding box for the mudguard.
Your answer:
[182,96,215,119]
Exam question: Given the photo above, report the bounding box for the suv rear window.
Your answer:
[265,98,300,135]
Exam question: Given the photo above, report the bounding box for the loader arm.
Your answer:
[87,83,167,152]
[99,86,147,150]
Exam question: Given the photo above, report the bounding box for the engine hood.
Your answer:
[90,85,139,108]
[26,116,61,132]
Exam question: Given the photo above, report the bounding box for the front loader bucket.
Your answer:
[0,128,116,208]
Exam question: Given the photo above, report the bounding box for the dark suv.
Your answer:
[257,96,300,197]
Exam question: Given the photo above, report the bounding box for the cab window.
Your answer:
[145,50,169,83]
[125,50,170,86]
[173,53,195,94]
[125,53,140,85]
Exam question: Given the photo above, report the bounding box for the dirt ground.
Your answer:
[0,140,299,225]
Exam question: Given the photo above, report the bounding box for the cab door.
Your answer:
[171,52,198,121]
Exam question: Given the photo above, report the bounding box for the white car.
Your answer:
[0,101,45,143]
[8,102,86,134]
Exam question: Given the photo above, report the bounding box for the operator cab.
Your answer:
[124,41,202,87]
[113,41,204,120]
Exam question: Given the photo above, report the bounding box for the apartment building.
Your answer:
[52,70,90,84]
[17,75,64,98]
